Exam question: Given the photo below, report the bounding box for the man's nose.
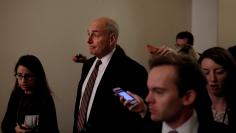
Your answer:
[87,35,93,44]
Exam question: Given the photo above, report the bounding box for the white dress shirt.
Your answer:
[80,48,116,120]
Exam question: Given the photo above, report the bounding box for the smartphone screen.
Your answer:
[113,87,136,104]
[117,91,134,101]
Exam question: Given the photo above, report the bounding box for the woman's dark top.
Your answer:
[1,90,59,133]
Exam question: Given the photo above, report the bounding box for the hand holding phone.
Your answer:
[113,87,137,105]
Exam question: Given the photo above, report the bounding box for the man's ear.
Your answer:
[109,33,117,45]
[182,90,196,106]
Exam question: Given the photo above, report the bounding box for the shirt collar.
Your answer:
[96,47,116,67]
[162,110,199,133]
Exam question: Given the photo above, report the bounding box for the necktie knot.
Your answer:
[95,60,102,68]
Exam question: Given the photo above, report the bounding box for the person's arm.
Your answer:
[39,95,59,133]
[1,92,18,133]
[119,91,160,133]
[146,44,176,56]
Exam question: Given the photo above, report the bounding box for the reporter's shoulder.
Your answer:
[125,57,146,70]
[206,121,230,133]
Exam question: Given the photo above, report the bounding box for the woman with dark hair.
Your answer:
[1,55,59,133]
[198,47,236,130]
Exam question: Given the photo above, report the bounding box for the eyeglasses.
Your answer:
[15,73,35,81]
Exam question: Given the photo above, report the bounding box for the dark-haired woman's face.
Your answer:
[201,58,227,96]
[16,65,36,94]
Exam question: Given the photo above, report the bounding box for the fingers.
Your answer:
[155,46,177,56]
[72,54,87,63]
[126,91,140,102]
[129,103,138,111]
[146,44,159,54]
[120,96,131,107]
[119,93,136,110]
[119,96,126,105]
[146,44,170,55]
[15,123,23,133]
[15,123,31,133]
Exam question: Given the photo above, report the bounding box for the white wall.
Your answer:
[191,0,218,53]
[219,0,236,48]
[0,0,191,132]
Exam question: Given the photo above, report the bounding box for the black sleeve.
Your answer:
[1,92,19,133]
[39,95,59,133]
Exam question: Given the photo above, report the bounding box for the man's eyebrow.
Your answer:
[151,87,165,91]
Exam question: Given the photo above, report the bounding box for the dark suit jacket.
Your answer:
[139,111,229,133]
[73,46,148,133]
[152,121,229,133]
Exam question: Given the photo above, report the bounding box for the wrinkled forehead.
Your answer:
[88,20,108,32]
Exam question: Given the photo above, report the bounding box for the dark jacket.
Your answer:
[1,90,59,133]
[73,45,148,133]
[139,110,229,133]
[153,120,229,133]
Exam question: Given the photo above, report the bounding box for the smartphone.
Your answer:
[113,87,137,105]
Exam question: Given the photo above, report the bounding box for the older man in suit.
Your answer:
[73,17,148,133]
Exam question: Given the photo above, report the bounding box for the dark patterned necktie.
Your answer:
[77,60,102,132]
